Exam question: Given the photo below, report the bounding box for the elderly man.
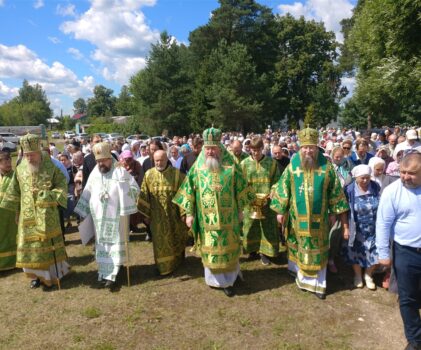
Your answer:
[241,136,280,265]
[0,134,69,289]
[230,140,249,164]
[376,152,421,350]
[272,144,290,175]
[0,151,18,271]
[169,145,183,169]
[75,142,140,288]
[271,127,350,299]
[173,127,254,297]
[137,150,187,275]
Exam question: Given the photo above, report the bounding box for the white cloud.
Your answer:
[67,47,84,60]
[277,0,354,42]
[341,76,356,99]
[0,0,4,7]
[56,3,76,17]
[33,0,44,9]
[60,0,160,84]
[0,81,19,101]
[48,36,61,44]
[0,44,95,114]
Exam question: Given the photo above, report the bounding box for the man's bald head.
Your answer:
[154,150,168,171]
[231,140,243,156]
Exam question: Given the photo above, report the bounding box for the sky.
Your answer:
[0,0,356,117]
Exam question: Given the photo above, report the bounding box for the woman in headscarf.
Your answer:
[342,164,380,290]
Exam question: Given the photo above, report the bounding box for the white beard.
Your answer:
[28,162,40,174]
[205,157,220,172]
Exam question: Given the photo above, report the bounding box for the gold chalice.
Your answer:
[250,193,269,220]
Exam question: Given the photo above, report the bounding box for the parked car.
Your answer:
[0,132,20,144]
[126,134,149,144]
[0,138,17,152]
[151,136,170,143]
[75,132,90,142]
[64,130,76,139]
[104,133,124,142]
[51,132,61,139]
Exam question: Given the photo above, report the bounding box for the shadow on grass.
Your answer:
[67,254,94,267]
[235,265,293,295]
[0,268,21,277]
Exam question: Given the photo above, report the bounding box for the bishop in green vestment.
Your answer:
[173,127,255,296]
[270,127,349,299]
[0,134,70,288]
[137,150,188,275]
[241,136,280,262]
[0,152,17,271]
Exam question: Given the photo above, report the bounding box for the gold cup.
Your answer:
[250,193,269,220]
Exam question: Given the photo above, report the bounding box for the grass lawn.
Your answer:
[0,226,405,350]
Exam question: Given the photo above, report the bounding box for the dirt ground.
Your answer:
[0,227,406,350]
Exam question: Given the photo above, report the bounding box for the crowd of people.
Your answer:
[0,124,420,349]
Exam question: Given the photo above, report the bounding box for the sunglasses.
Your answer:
[342,147,351,150]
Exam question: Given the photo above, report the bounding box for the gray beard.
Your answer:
[28,163,40,174]
[302,155,316,170]
[205,157,220,172]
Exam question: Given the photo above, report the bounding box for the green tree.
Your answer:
[87,85,116,118]
[130,32,194,135]
[340,0,421,126]
[0,80,52,125]
[203,41,263,132]
[115,85,135,116]
[272,15,344,128]
[73,98,87,115]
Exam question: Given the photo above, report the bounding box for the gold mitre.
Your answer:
[298,127,319,146]
[20,133,41,153]
[93,142,112,160]
[203,127,221,146]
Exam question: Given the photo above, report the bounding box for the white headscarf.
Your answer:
[351,164,371,178]
[368,157,386,188]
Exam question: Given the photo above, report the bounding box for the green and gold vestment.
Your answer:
[231,151,249,164]
[0,154,68,270]
[173,147,255,273]
[137,166,188,275]
[270,152,349,276]
[241,156,280,256]
[0,171,18,271]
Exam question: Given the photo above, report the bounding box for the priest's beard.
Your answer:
[99,164,111,174]
[301,154,317,170]
[205,156,220,172]
[27,158,41,174]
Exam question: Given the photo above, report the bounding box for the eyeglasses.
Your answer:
[342,147,351,150]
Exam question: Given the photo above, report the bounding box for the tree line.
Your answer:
[0,0,419,134]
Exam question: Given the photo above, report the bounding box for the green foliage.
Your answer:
[0,80,52,126]
[87,85,117,118]
[73,98,87,115]
[272,15,343,128]
[341,0,421,126]
[130,32,194,135]
[115,85,135,116]
[58,115,77,130]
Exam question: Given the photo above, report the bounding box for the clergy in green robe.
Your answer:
[0,134,70,288]
[137,150,188,275]
[270,127,349,299]
[241,136,280,263]
[173,127,255,297]
[230,140,249,164]
[0,152,17,271]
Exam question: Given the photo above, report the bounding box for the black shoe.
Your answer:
[104,280,115,289]
[260,254,271,266]
[405,343,421,350]
[30,279,41,289]
[315,292,326,300]
[42,284,54,292]
[247,252,259,260]
[223,287,235,297]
